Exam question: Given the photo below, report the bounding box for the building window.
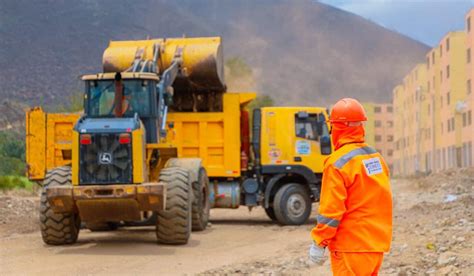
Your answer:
[388,150,393,157]
[468,79,472,94]
[387,135,394,142]
[468,16,471,32]
[446,65,450,78]
[451,117,455,131]
[387,121,393,127]
[375,120,382,127]
[432,52,435,64]
[468,48,471,63]
[375,135,382,142]
[447,92,450,105]
[440,70,443,81]
[374,106,382,113]
[463,112,467,127]
[387,106,393,113]
[447,119,451,132]
[427,57,430,68]
[446,38,450,51]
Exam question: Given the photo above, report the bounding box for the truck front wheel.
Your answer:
[273,183,311,225]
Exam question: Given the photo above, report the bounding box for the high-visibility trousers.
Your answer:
[330,251,384,276]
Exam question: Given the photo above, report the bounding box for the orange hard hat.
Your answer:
[329,98,367,123]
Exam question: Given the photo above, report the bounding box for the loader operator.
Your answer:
[309,98,393,275]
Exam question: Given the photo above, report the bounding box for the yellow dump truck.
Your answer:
[26,36,332,245]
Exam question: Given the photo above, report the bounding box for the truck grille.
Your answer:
[79,133,132,184]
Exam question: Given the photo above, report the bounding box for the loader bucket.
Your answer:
[102,37,225,92]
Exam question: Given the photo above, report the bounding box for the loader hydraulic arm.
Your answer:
[156,48,184,138]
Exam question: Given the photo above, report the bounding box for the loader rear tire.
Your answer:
[40,166,80,245]
[191,168,210,231]
[156,167,192,245]
[273,183,311,225]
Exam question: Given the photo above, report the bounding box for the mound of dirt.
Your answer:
[0,193,39,238]
[382,168,473,275]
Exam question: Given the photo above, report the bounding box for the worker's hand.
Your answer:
[308,242,327,266]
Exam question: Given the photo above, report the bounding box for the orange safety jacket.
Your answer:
[311,142,393,252]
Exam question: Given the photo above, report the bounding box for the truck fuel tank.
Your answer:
[209,181,240,208]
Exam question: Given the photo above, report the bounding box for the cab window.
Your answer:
[295,113,319,141]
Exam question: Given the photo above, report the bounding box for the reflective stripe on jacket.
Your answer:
[311,142,393,252]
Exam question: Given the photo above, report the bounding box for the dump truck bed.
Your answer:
[26,107,80,180]
[26,93,254,181]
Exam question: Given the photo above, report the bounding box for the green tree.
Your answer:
[225,57,253,78]
[54,91,84,113]
[0,130,26,176]
[248,94,274,110]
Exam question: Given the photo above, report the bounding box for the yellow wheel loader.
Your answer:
[26,36,332,246]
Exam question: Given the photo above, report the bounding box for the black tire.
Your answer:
[156,167,192,244]
[273,183,311,225]
[40,166,80,245]
[264,206,277,221]
[86,222,119,232]
[191,168,210,231]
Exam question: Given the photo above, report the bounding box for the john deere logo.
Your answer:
[98,152,113,165]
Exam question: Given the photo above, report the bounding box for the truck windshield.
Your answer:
[87,80,152,117]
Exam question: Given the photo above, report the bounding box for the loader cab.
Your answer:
[82,72,162,143]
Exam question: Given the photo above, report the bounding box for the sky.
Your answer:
[318,0,474,46]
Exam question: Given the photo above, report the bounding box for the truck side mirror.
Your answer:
[320,135,332,155]
[316,121,323,136]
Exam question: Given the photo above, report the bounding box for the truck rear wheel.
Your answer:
[192,168,210,231]
[156,167,192,244]
[273,183,311,225]
[40,166,80,245]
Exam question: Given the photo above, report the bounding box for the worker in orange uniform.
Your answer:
[309,98,393,275]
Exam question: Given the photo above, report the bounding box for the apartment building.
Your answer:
[393,8,474,176]
[363,102,394,171]
[463,10,474,167]
[392,64,428,175]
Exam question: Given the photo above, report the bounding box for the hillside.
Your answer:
[0,0,428,109]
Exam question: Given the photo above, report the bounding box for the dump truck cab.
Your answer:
[244,106,332,225]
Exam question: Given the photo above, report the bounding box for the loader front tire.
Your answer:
[40,166,80,245]
[191,168,210,231]
[156,167,192,245]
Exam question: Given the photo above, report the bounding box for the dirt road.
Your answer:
[0,204,331,275]
[1,169,472,275]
